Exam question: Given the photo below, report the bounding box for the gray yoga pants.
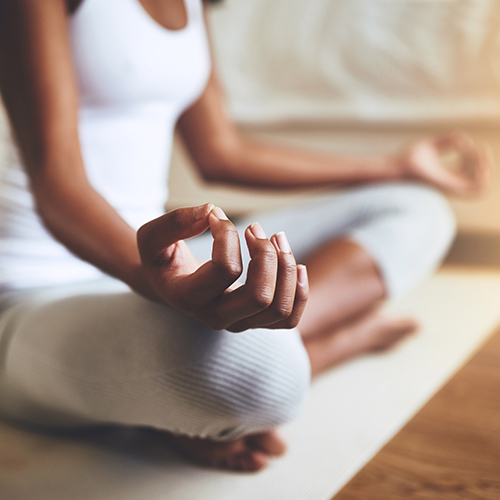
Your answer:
[0,183,456,440]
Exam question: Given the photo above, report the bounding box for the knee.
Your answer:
[399,184,457,257]
[354,183,457,298]
[193,329,311,440]
[388,184,456,294]
[237,331,311,429]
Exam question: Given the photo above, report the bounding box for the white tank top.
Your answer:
[0,0,211,296]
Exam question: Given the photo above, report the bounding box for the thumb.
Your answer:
[137,203,213,263]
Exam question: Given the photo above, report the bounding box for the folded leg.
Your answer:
[189,182,456,374]
[0,279,310,442]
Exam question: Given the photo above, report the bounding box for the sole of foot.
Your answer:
[305,312,419,376]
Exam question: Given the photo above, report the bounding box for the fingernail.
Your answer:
[211,206,229,221]
[297,265,308,286]
[250,222,267,239]
[275,231,291,253]
[194,203,213,221]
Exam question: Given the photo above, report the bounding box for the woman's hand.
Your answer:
[137,203,309,332]
[397,131,494,196]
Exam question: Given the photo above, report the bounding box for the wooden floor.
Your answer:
[334,324,500,499]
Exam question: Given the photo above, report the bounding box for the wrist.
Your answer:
[363,154,407,182]
[126,264,162,302]
[386,153,408,181]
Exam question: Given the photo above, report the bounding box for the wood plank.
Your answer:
[334,326,500,499]
[446,233,500,268]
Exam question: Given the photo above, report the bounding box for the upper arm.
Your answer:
[177,5,242,178]
[0,0,84,182]
[177,72,242,177]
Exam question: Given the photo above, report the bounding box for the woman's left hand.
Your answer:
[397,131,494,196]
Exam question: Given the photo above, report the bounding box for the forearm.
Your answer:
[32,166,158,300]
[183,11,490,196]
[0,0,159,300]
[205,137,404,189]
[179,73,404,190]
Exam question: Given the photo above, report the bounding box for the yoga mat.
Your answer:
[1,268,500,500]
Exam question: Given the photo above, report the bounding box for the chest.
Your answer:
[70,0,210,109]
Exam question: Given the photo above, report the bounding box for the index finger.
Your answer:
[179,207,243,305]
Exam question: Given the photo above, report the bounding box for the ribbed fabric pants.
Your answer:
[0,183,456,440]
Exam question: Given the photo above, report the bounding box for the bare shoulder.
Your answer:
[0,0,82,177]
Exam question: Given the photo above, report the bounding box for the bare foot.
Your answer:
[166,429,287,472]
[304,312,419,377]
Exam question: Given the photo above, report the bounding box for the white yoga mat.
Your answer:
[2,268,500,500]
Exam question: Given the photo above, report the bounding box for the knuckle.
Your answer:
[280,261,297,280]
[249,289,274,310]
[260,248,278,265]
[226,224,239,236]
[214,258,242,282]
[272,303,293,322]
[219,222,239,240]
[169,208,186,227]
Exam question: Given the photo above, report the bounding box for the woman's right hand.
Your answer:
[397,131,494,196]
[137,203,309,333]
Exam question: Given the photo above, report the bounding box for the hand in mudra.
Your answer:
[137,203,308,333]
[399,131,494,196]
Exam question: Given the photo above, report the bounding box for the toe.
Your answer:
[239,452,269,472]
[246,430,287,457]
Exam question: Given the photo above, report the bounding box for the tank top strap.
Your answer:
[184,0,205,25]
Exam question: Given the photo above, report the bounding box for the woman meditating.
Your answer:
[0,0,492,472]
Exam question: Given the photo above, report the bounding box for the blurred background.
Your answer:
[168,0,500,266]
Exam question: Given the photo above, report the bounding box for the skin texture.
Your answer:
[0,0,494,473]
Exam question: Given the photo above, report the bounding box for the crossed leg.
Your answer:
[0,184,456,473]
[170,238,418,470]
[300,238,418,377]
[179,182,457,469]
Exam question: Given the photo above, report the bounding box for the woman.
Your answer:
[0,0,492,472]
